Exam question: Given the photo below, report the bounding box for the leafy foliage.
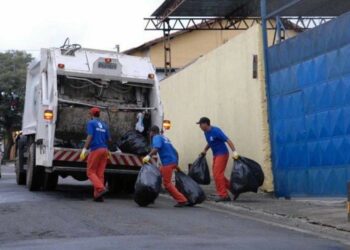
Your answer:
[0,51,33,158]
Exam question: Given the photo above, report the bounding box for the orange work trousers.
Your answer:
[87,148,108,198]
[160,164,188,203]
[213,154,230,198]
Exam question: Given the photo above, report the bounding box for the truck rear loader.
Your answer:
[15,42,163,192]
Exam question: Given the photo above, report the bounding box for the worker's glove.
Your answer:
[80,148,88,161]
[142,155,151,164]
[200,151,206,157]
[232,151,240,160]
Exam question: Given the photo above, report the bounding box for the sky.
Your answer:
[0,0,164,58]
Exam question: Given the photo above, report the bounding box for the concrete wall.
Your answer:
[160,25,274,191]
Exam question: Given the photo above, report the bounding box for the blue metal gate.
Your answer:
[268,12,350,197]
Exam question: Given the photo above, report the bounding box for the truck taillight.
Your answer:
[148,73,155,80]
[44,110,54,121]
[58,63,65,69]
[163,120,171,130]
[105,58,112,63]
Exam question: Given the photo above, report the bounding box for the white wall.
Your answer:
[160,25,274,191]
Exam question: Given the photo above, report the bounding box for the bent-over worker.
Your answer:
[143,125,190,207]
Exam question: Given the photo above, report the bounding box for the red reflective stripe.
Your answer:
[121,155,133,166]
[112,155,118,164]
[120,155,127,165]
[68,151,80,161]
[116,155,125,165]
[62,151,75,161]
[109,155,116,165]
[55,151,67,161]
[54,150,63,160]
[133,156,142,166]
[129,156,138,166]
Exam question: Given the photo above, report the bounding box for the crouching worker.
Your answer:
[80,107,111,202]
[197,117,240,202]
[143,125,190,207]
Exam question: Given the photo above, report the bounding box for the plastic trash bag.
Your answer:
[175,171,206,205]
[134,163,162,207]
[119,130,150,155]
[230,156,264,197]
[135,112,145,133]
[188,156,210,185]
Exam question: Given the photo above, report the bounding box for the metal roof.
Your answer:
[152,0,350,18]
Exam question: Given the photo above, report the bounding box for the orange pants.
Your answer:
[87,148,108,198]
[160,164,188,203]
[213,154,230,198]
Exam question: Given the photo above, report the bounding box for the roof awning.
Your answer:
[152,0,350,18]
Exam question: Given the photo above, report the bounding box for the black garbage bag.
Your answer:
[230,156,264,197]
[134,163,162,207]
[175,171,206,205]
[188,156,210,185]
[119,130,150,155]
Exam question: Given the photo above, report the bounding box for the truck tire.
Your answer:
[107,175,123,194]
[26,143,44,191]
[15,137,27,185]
[43,172,58,191]
[123,175,137,194]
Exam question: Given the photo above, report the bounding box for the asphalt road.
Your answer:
[0,165,347,250]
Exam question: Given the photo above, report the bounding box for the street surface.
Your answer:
[0,165,347,250]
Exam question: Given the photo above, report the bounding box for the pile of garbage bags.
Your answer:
[175,171,206,205]
[188,156,210,185]
[230,156,264,198]
[119,130,150,155]
[134,163,162,207]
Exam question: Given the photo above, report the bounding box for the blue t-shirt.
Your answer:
[205,126,229,156]
[87,119,110,151]
[152,135,178,166]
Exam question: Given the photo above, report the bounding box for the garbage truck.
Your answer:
[15,41,162,192]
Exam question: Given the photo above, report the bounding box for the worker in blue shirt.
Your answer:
[197,117,239,202]
[80,107,111,202]
[143,125,190,207]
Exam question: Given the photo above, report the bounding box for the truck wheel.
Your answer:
[26,143,44,191]
[107,175,123,194]
[43,172,58,191]
[123,175,137,194]
[15,146,27,185]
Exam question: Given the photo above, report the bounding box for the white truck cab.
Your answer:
[15,43,163,192]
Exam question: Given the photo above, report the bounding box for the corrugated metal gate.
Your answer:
[268,12,350,197]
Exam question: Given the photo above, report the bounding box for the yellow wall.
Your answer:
[160,25,274,192]
[150,29,244,68]
[128,21,297,70]
[129,29,244,69]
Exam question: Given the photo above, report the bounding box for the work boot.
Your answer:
[215,196,231,202]
[233,193,240,201]
[95,188,109,200]
[174,201,191,207]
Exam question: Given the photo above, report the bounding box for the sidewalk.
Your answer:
[202,184,350,233]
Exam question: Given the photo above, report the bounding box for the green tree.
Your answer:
[0,51,33,160]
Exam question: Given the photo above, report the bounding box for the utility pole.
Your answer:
[115,45,120,53]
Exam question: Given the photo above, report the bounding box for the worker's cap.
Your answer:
[196,117,210,125]
[89,107,100,116]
